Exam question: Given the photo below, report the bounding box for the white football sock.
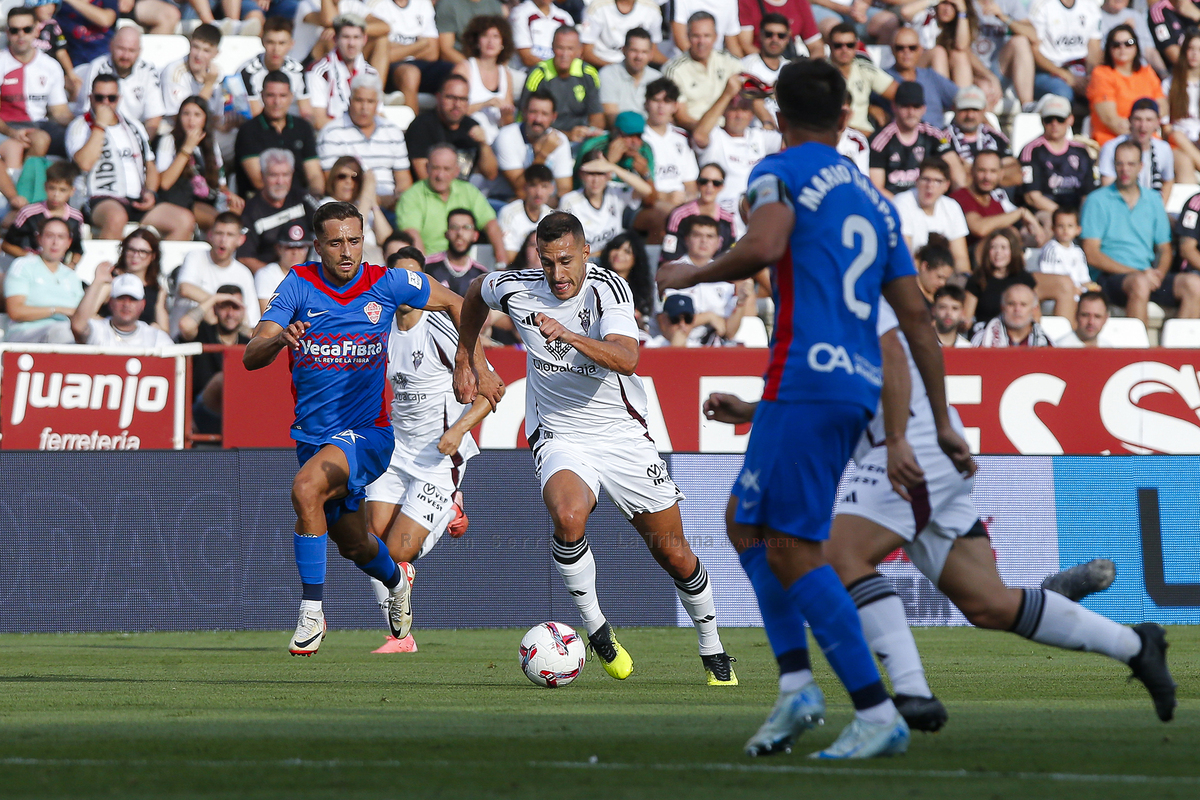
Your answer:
[856,698,898,726]
[369,578,389,625]
[1027,588,1142,662]
[849,574,932,698]
[779,669,814,693]
[552,536,606,635]
[674,562,723,656]
[299,599,322,613]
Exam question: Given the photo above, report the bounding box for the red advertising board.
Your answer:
[0,349,187,450]
[219,346,1200,455]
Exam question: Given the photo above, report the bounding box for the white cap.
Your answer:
[110,273,145,300]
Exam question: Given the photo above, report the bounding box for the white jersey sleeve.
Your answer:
[592,269,641,340]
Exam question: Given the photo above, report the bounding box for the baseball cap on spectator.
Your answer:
[895,81,925,108]
[663,293,695,321]
[1129,97,1158,115]
[215,285,245,307]
[277,223,311,250]
[1040,95,1072,119]
[955,85,987,111]
[111,274,144,300]
[614,111,645,135]
[24,0,57,7]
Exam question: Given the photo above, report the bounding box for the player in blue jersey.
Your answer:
[243,201,503,656]
[657,60,973,759]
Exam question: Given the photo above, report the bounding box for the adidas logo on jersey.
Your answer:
[424,513,434,523]
[522,312,539,327]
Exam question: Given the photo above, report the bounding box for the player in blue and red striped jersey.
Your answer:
[244,201,503,656]
[657,59,973,759]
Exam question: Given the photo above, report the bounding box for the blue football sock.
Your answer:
[294,533,327,602]
[738,542,810,667]
[786,564,889,710]
[357,535,400,589]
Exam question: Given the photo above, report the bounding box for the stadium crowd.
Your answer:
[4,0,1200,383]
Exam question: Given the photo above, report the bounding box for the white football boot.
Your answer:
[386,562,416,639]
[744,682,826,756]
[810,710,910,759]
[289,602,326,656]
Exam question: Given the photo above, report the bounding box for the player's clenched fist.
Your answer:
[279,321,310,349]
[702,392,755,425]
[535,313,572,343]
[655,260,698,295]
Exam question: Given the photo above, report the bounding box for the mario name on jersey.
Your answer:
[296,333,385,369]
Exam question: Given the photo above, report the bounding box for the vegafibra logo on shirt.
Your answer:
[297,335,385,368]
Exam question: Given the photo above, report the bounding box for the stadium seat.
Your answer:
[141,34,189,73]
[1167,183,1199,216]
[160,241,213,277]
[864,45,893,70]
[1101,317,1150,347]
[1039,315,1073,342]
[76,240,122,284]
[380,105,416,132]
[214,36,265,78]
[732,316,769,347]
[1159,318,1200,347]
[1010,113,1043,155]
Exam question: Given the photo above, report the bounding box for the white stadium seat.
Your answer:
[159,241,213,277]
[732,316,769,348]
[214,36,265,78]
[1100,317,1150,348]
[1167,183,1199,216]
[140,34,189,73]
[1010,113,1043,155]
[1039,315,1073,342]
[75,240,122,285]
[380,105,416,132]
[1160,318,1200,347]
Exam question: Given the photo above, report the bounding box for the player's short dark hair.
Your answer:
[213,211,242,229]
[447,207,477,227]
[38,216,72,239]
[829,22,857,41]
[91,73,119,91]
[526,87,557,111]
[191,23,222,48]
[687,10,715,28]
[524,163,555,185]
[263,16,293,36]
[760,12,790,30]
[312,201,364,239]
[775,59,846,132]
[45,161,79,186]
[388,246,425,270]
[537,212,586,248]
[1051,206,1080,225]
[7,6,34,23]
[624,26,652,46]
[934,284,966,304]
[1078,290,1108,310]
[644,76,680,103]
[916,234,954,269]
[262,70,292,90]
[683,214,720,237]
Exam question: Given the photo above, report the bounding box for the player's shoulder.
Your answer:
[488,268,544,290]
[585,265,633,304]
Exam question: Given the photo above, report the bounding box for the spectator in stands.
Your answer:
[1083,139,1198,323]
[369,0,443,115]
[497,164,555,262]
[945,85,1018,185]
[894,157,971,272]
[321,155,396,250]
[70,265,172,347]
[157,96,241,234]
[424,208,490,295]
[739,14,793,125]
[4,218,80,343]
[494,88,573,198]
[253,223,311,310]
[641,77,697,210]
[1176,186,1200,270]
[177,284,251,435]
[67,75,191,241]
[510,0,574,68]
[1100,0,1165,76]
[827,23,897,135]
[397,142,506,258]
[234,71,324,198]
[451,15,517,145]
[2,161,83,266]
[382,230,415,261]
[1167,31,1200,182]
[575,110,657,193]
[914,234,956,303]
[56,0,118,69]
[869,81,963,198]
[951,149,1045,257]
[646,292,697,347]
[965,0,1035,110]
[671,0,743,55]
[182,0,262,35]
[658,215,757,345]
[1019,95,1098,226]
[317,74,411,211]
[236,17,310,119]
[406,73,498,182]
[964,226,1037,329]
[660,161,735,263]
[599,28,661,126]
[1098,97,1175,200]
[971,282,1052,345]
[110,227,167,330]
[1036,207,1096,321]
[30,0,81,103]
[693,78,783,211]
[739,2,822,60]
[0,6,71,170]
[1089,25,1165,146]
[510,229,540,271]
[237,148,319,271]
[933,283,972,346]
[1055,290,1111,346]
[308,15,380,130]
[559,147,654,252]
[581,0,665,68]
[1148,0,1189,68]
[75,26,164,138]
[599,230,654,324]
[161,24,223,123]
[888,27,957,127]
[175,211,260,334]
[523,26,605,142]
[1028,0,1101,102]
[435,0,505,65]
[664,12,745,132]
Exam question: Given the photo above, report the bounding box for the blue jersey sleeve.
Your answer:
[388,268,432,309]
[260,270,305,328]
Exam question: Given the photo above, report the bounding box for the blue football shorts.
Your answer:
[296,426,395,525]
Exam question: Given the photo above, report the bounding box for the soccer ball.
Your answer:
[519,622,585,688]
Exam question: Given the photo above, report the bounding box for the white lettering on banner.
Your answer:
[1099,362,1200,454]
[945,374,981,453]
[36,427,142,451]
[999,373,1066,455]
[10,354,169,428]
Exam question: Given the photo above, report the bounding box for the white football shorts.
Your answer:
[366,456,461,559]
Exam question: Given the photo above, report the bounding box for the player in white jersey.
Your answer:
[362,247,493,652]
[454,211,737,685]
[705,298,1177,752]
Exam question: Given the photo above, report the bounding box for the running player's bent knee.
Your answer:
[547,503,590,536]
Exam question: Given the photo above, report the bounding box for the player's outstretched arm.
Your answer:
[535,313,639,375]
[881,275,975,476]
[427,278,504,409]
[879,328,924,500]
[453,276,494,404]
[702,393,758,425]
[243,320,309,370]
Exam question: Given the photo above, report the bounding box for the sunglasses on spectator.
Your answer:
[8,25,33,34]
[697,177,724,187]
[762,30,789,39]
[831,41,857,49]
[893,44,919,52]
[1043,115,1067,124]
[93,94,118,102]
[1112,39,1136,48]
[669,314,694,325]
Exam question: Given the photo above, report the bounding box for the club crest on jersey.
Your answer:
[578,308,592,330]
[412,349,424,369]
[364,301,382,324]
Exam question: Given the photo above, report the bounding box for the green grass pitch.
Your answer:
[0,625,1196,799]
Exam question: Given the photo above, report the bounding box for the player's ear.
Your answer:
[581,242,591,263]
